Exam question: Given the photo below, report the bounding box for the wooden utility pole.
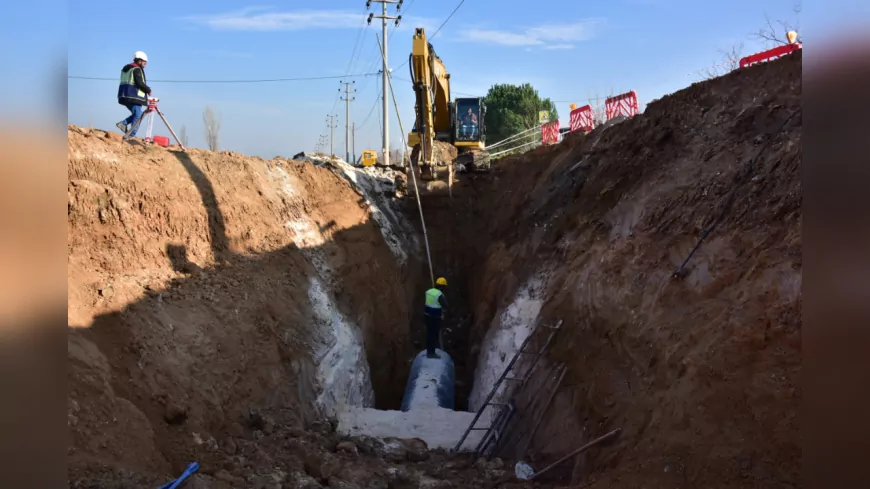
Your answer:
[340,80,356,163]
[367,0,402,167]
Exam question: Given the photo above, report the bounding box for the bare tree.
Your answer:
[753,1,801,47]
[179,125,189,147]
[702,42,745,80]
[202,106,222,151]
[587,88,613,128]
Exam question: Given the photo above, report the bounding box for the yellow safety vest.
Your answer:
[425,288,443,308]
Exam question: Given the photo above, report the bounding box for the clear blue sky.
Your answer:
[57,0,852,157]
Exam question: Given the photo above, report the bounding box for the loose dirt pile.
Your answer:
[428,51,800,487]
[71,404,540,489]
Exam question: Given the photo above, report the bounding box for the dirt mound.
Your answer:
[67,127,429,485]
[410,140,458,169]
[71,404,542,489]
[417,52,801,487]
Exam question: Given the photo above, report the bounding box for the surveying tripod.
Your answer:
[125,97,186,151]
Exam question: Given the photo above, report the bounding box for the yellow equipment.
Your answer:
[436,277,448,286]
[407,27,489,180]
[361,149,377,167]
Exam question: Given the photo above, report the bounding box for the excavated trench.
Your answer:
[67,51,801,489]
[399,179,487,412]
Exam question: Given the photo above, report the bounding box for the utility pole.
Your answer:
[367,0,402,167]
[352,122,356,164]
[327,114,337,157]
[340,80,356,163]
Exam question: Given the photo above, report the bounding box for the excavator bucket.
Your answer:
[453,150,491,173]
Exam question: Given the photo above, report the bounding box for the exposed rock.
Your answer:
[286,471,324,489]
[304,451,342,481]
[185,474,233,489]
[335,441,359,456]
[418,476,452,489]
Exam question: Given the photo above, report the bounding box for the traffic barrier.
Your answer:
[605,91,639,120]
[739,43,802,68]
[542,120,560,145]
[569,105,594,133]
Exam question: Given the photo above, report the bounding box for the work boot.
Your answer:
[116,121,127,134]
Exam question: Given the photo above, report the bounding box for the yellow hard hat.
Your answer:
[436,277,448,286]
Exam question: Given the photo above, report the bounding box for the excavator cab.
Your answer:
[451,98,489,172]
[453,98,485,144]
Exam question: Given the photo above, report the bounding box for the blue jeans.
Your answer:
[122,104,144,137]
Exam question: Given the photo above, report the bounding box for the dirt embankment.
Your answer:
[67,130,423,485]
[421,52,801,487]
[67,48,801,488]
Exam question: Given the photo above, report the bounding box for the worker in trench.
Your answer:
[423,277,449,359]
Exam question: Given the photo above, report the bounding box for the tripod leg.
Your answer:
[155,109,186,151]
[125,108,149,138]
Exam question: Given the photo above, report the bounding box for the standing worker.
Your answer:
[116,51,152,138]
[423,277,449,358]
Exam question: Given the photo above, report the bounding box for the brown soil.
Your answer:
[447,51,801,487]
[67,130,424,484]
[67,49,801,489]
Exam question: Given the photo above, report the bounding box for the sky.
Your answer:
[53,0,863,158]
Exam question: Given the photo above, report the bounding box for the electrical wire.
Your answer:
[392,75,476,97]
[395,0,465,72]
[430,0,465,40]
[357,85,381,131]
[68,72,382,83]
[344,13,369,76]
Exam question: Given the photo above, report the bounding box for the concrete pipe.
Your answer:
[401,349,455,411]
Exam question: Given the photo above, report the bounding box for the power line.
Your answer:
[68,72,382,83]
[357,85,381,130]
[395,0,465,72]
[355,34,384,96]
[392,75,477,96]
[431,0,465,39]
[344,15,369,75]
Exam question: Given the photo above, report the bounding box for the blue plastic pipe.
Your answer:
[157,462,199,489]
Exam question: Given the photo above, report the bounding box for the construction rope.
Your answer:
[487,139,540,158]
[486,125,542,150]
[673,108,801,278]
[487,125,541,149]
[377,34,436,288]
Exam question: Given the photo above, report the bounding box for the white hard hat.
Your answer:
[134,51,148,62]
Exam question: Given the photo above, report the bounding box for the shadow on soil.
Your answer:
[68,151,419,478]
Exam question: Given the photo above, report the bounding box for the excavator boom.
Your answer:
[407,27,489,182]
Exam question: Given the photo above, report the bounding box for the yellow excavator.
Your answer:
[406,27,489,181]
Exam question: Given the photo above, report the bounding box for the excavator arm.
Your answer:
[407,27,490,183]
[408,27,451,171]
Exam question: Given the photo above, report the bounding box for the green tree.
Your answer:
[483,83,558,149]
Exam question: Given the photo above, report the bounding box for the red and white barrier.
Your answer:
[605,91,639,120]
[569,105,594,133]
[739,43,802,68]
[542,120,560,145]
